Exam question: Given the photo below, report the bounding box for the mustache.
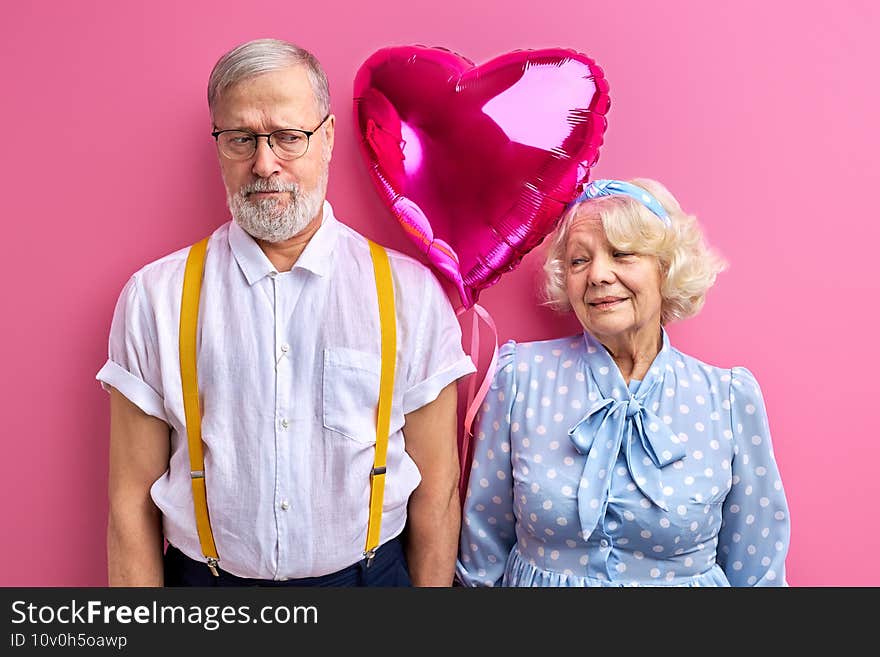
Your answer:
[239,179,299,197]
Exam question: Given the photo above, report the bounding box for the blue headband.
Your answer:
[572,179,671,227]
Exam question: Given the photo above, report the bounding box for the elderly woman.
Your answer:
[456,178,790,587]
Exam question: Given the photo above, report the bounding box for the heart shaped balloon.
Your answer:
[354,45,610,308]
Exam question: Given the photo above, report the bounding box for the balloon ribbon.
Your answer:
[456,303,499,501]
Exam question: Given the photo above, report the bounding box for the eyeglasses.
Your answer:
[211,114,330,161]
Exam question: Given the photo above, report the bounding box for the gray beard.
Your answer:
[228,169,328,243]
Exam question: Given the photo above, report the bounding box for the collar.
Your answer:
[580,327,673,396]
[228,200,339,285]
[568,327,687,541]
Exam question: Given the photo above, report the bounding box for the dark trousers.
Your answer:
[163,537,412,587]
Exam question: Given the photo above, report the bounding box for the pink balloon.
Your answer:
[353,45,610,308]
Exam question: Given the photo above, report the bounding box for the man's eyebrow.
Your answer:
[217,122,309,132]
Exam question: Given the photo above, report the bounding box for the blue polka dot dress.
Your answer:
[456,330,791,587]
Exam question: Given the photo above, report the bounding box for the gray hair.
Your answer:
[207,38,330,118]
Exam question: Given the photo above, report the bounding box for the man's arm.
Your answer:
[107,387,170,586]
[401,381,461,586]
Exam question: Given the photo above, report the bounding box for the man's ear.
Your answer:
[323,114,336,161]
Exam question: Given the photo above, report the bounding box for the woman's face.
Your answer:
[564,215,663,346]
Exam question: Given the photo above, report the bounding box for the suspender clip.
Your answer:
[362,548,377,568]
[370,466,386,478]
[206,557,220,577]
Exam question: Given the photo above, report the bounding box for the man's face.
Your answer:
[212,65,335,242]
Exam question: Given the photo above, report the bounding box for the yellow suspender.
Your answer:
[364,239,396,562]
[179,237,219,575]
[179,236,396,575]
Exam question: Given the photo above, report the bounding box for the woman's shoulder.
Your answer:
[667,345,764,400]
[499,334,584,361]
[492,334,583,388]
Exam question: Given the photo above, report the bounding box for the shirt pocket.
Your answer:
[322,347,383,444]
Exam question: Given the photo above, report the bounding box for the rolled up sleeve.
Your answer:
[95,274,169,423]
[401,270,475,414]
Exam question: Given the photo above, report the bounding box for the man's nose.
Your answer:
[251,137,282,178]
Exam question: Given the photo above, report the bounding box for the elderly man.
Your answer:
[97,38,475,587]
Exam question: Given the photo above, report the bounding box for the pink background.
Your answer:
[1,0,877,586]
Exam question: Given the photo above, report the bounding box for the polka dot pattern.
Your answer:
[457,331,790,587]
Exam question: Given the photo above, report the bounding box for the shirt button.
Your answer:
[600,539,609,548]
[280,419,289,429]
[280,500,290,511]
[280,343,290,353]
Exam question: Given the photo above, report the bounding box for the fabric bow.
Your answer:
[568,391,686,540]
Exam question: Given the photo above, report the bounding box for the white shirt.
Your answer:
[97,201,475,580]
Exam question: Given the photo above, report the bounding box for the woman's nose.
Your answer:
[588,255,616,286]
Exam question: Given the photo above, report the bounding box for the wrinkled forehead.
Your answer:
[564,208,606,246]
[570,204,604,229]
[212,66,321,127]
